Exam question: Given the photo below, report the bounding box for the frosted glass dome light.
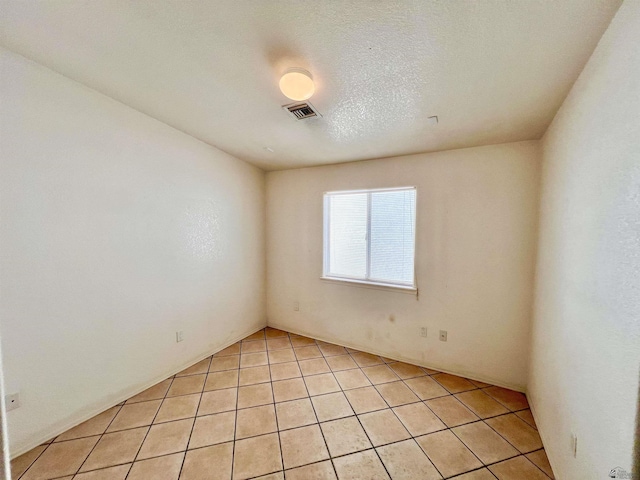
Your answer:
[279,68,315,101]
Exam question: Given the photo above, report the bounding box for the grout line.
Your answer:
[176,355,211,478]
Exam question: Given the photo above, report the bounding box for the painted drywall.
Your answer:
[266,141,540,391]
[528,0,640,478]
[0,49,266,456]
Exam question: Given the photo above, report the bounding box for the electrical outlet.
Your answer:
[439,330,448,342]
[420,327,428,338]
[571,433,578,457]
[5,393,20,412]
[293,301,299,312]
[176,331,184,343]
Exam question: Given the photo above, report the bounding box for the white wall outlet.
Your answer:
[176,331,184,343]
[439,330,448,342]
[420,327,428,337]
[571,433,578,457]
[293,301,299,312]
[5,393,20,412]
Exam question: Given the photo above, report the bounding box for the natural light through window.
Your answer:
[323,187,416,289]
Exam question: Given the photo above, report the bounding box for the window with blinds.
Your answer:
[323,187,416,288]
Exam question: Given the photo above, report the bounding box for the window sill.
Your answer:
[320,276,417,294]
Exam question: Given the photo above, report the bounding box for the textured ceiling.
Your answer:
[0,1,622,170]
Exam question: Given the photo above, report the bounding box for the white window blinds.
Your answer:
[323,187,416,287]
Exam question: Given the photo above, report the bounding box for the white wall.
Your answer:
[528,0,640,478]
[0,49,266,456]
[266,141,540,391]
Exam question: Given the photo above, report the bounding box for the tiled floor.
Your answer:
[11,327,555,480]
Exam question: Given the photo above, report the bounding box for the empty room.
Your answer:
[1,1,638,479]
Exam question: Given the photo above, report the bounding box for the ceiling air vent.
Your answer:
[283,102,321,120]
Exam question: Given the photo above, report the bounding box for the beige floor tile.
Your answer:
[311,392,354,422]
[189,411,236,449]
[233,433,282,480]
[291,335,318,347]
[55,406,120,442]
[127,452,184,480]
[295,345,323,360]
[404,376,449,400]
[180,442,233,480]
[455,390,509,419]
[334,369,372,390]
[209,355,240,372]
[273,378,308,403]
[485,414,543,453]
[243,330,266,341]
[318,343,348,357]
[304,373,341,396]
[137,418,193,460]
[267,337,292,350]
[326,355,358,372]
[154,394,200,423]
[416,429,482,477]
[238,365,271,386]
[197,388,237,415]
[321,417,372,457]
[240,352,269,368]
[285,460,336,480]
[127,379,173,404]
[238,382,273,408]
[483,386,529,411]
[351,352,384,367]
[387,362,426,380]
[177,358,212,377]
[236,404,278,439]
[516,409,538,429]
[332,450,390,480]
[21,436,99,480]
[358,409,411,446]
[213,343,241,356]
[299,358,331,376]
[426,396,479,427]
[242,339,267,353]
[361,365,400,385]
[275,398,317,430]
[268,348,297,364]
[422,367,440,375]
[10,446,46,480]
[256,473,284,480]
[432,373,477,393]
[489,455,550,480]
[452,421,519,464]
[79,427,147,472]
[204,370,238,391]
[393,402,446,436]
[265,327,288,338]
[270,361,302,381]
[453,468,498,479]
[344,386,388,414]
[375,381,419,407]
[526,449,555,479]
[74,464,131,479]
[107,400,161,432]
[376,439,441,480]
[167,375,206,397]
[280,424,330,469]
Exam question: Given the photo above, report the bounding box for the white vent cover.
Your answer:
[283,102,321,120]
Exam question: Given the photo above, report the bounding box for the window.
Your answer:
[323,187,416,289]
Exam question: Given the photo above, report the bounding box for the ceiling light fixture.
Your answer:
[279,68,314,101]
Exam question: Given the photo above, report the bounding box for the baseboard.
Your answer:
[267,321,526,394]
[9,324,266,459]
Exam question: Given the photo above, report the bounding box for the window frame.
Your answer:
[322,186,417,292]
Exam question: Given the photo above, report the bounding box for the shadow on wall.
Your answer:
[634,377,640,479]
